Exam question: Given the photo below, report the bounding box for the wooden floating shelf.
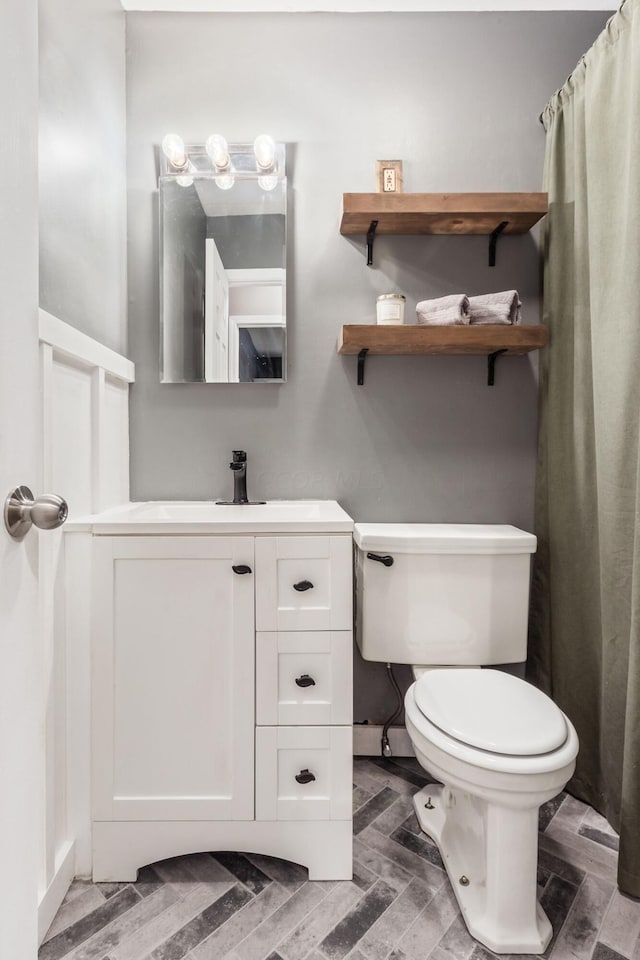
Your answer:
[338,324,547,355]
[340,192,548,266]
[337,324,548,386]
[340,192,548,236]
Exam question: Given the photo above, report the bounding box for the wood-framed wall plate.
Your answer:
[375,160,404,193]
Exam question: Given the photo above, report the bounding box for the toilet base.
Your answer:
[413,784,552,955]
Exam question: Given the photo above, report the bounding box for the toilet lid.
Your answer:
[413,669,568,756]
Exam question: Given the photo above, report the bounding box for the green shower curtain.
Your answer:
[530,0,640,897]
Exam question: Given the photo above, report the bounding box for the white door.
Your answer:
[92,536,255,821]
[204,238,229,382]
[226,268,286,383]
[0,1,40,956]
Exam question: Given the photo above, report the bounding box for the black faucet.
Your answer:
[230,450,249,504]
[216,450,265,505]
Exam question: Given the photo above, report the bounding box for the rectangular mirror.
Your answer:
[159,145,286,383]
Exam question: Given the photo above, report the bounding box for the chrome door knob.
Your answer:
[4,486,68,540]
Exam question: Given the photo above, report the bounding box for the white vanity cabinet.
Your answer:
[85,502,354,883]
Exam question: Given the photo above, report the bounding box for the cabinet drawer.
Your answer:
[255,536,352,632]
[256,631,352,726]
[255,726,352,821]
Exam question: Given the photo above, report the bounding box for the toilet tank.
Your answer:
[354,524,537,666]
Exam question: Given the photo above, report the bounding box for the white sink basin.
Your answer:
[67,500,353,535]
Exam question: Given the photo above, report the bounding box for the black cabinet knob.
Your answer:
[295,674,316,688]
[232,564,252,575]
[295,769,316,785]
[293,580,314,592]
[366,552,394,567]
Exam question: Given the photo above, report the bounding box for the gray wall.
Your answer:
[39,0,127,354]
[126,11,608,721]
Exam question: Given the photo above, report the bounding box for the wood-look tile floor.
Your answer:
[40,757,640,960]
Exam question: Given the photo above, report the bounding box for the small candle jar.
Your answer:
[376,293,406,325]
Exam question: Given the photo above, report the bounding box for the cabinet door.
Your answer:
[92,536,255,821]
[255,536,352,632]
[256,631,353,726]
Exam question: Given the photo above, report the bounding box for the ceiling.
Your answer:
[121,1,615,11]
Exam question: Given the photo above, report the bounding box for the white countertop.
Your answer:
[65,500,354,535]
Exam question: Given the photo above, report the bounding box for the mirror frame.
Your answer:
[158,140,287,384]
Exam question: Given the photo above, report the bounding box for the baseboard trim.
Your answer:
[38,839,75,945]
[353,724,414,757]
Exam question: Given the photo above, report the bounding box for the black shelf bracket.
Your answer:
[488,221,509,266]
[357,348,369,385]
[366,220,378,266]
[353,346,512,386]
[487,348,508,386]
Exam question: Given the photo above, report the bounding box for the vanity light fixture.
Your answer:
[162,134,194,187]
[205,133,236,190]
[253,134,276,171]
[215,173,235,191]
[205,134,235,188]
[206,134,231,170]
[254,135,278,190]
[161,133,188,169]
[258,174,279,192]
[159,135,285,191]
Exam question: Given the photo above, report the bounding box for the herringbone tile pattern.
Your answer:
[40,758,640,960]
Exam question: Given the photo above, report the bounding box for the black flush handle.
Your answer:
[295,768,316,785]
[295,674,316,688]
[293,579,314,592]
[232,564,252,575]
[366,552,394,567]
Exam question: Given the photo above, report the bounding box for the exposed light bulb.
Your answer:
[176,175,193,188]
[258,175,278,192]
[215,174,235,190]
[254,134,276,171]
[162,133,187,169]
[206,134,230,170]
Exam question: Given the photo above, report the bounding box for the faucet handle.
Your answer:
[232,450,247,462]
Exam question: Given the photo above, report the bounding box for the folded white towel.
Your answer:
[416,294,470,326]
[468,290,522,325]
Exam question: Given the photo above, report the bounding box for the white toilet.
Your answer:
[354,523,579,955]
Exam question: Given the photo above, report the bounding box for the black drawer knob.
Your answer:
[295,768,316,785]
[293,579,314,592]
[366,552,394,567]
[295,674,316,688]
[232,564,252,575]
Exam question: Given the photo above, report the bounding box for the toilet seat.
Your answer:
[405,680,578,776]
[413,668,567,757]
